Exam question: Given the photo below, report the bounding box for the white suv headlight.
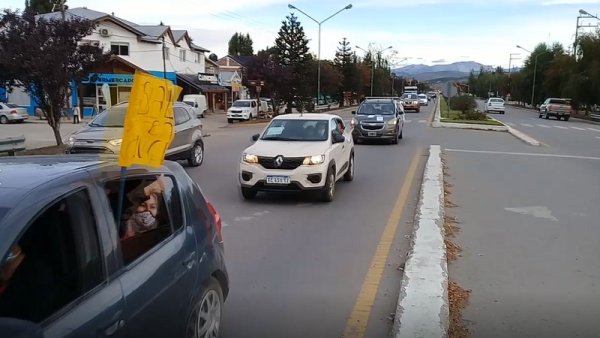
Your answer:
[303,154,325,165]
[243,153,259,164]
[387,119,397,125]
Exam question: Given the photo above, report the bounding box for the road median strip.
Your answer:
[431,98,542,146]
[393,145,448,338]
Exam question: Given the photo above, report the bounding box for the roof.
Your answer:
[172,30,187,42]
[37,7,206,48]
[274,113,337,121]
[205,58,219,68]
[176,73,229,93]
[230,55,254,66]
[0,156,106,200]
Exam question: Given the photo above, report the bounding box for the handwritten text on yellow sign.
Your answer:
[118,71,182,168]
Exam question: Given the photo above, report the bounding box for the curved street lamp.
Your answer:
[288,3,353,104]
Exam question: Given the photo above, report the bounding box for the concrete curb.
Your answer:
[506,126,542,146]
[393,145,448,338]
[432,121,508,131]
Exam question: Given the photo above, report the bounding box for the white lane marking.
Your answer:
[520,123,533,127]
[405,120,413,123]
[222,222,230,227]
[596,136,600,140]
[505,122,516,126]
[444,148,600,161]
[418,119,428,123]
[587,128,600,132]
[505,206,558,221]
[553,125,569,129]
[536,124,550,128]
[571,126,586,131]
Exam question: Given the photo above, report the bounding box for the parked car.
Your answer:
[227,99,263,123]
[182,94,207,118]
[65,102,205,167]
[0,103,28,124]
[418,94,429,106]
[0,155,228,338]
[400,93,420,112]
[239,113,354,202]
[539,98,573,121]
[351,98,404,144]
[484,98,505,114]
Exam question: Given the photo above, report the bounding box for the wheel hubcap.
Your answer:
[328,173,335,196]
[196,290,221,338]
[194,145,203,164]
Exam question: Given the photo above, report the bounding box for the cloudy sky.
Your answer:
[4,0,599,68]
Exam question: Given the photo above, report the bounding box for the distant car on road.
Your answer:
[182,94,207,118]
[0,103,28,124]
[227,99,263,123]
[239,113,354,202]
[65,102,205,166]
[418,94,428,106]
[484,98,505,114]
[400,93,420,113]
[539,98,573,121]
[0,155,228,338]
[351,98,404,144]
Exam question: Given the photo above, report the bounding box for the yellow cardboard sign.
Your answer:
[118,71,182,168]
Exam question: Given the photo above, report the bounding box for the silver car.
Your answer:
[65,102,205,166]
[0,103,29,124]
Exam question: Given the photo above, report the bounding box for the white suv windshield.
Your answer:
[261,119,329,141]
[357,103,395,115]
[232,101,251,107]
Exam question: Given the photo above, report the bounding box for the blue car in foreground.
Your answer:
[0,155,228,338]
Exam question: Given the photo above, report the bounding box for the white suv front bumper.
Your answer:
[240,161,328,191]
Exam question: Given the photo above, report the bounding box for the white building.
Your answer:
[19,7,227,116]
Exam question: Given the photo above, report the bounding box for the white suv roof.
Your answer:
[273,113,337,121]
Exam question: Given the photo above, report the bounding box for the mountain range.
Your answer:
[392,61,495,81]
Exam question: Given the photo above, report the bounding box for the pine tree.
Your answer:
[274,13,311,112]
[25,0,64,14]
[228,32,254,56]
[334,38,356,106]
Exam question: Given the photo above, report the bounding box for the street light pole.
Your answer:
[288,4,353,105]
[356,45,392,96]
[574,9,600,56]
[517,45,549,108]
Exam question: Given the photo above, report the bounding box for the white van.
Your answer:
[182,94,208,118]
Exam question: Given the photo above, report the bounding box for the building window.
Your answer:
[110,42,129,56]
[195,52,201,63]
[180,50,186,62]
[163,47,170,60]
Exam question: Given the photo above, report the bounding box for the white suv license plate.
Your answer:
[266,175,290,184]
[368,132,377,136]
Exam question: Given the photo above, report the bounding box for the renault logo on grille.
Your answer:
[274,156,284,167]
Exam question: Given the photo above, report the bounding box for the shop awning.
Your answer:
[176,73,228,93]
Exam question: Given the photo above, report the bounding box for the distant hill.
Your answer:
[393,61,494,80]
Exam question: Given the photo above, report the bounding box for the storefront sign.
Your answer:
[83,73,134,84]
[198,73,219,84]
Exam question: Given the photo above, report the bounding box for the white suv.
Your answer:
[239,113,355,202]
[484,98,505,114]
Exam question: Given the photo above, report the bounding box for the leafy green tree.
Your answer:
[275,13,311,112]
[24,0,63,14]
[0,9,108,145]
[228,32,254,56]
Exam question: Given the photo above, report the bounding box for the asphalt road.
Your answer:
[441,101,600,337]
[185,105,436,338]
[477,101,600,158]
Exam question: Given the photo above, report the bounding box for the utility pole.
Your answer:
[59,0,66,20]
